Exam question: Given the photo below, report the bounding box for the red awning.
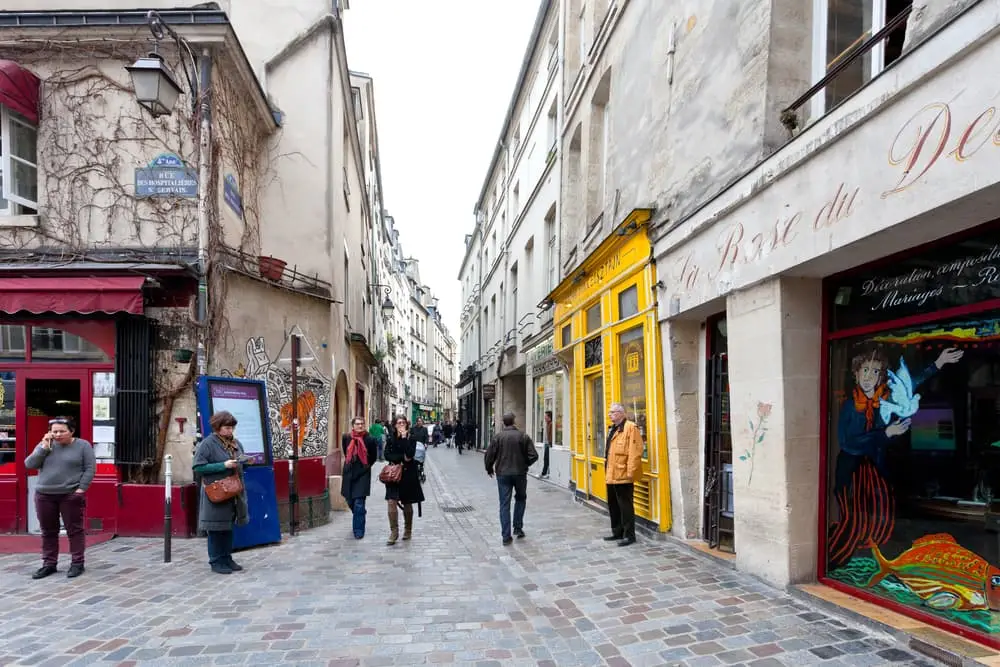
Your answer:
[0,276,146,315]
[0,60,40,125]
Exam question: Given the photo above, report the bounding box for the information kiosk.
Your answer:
[195,376,282,549]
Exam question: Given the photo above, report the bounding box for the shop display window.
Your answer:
[533,371,566,448]
[825,315,1000,636]
[0,371,14,470]
[0,325,24,360]
[30,327,109,363]
[618,325,648,460]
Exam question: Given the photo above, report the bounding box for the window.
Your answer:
[586,303,601,333]
[618,326,648,459]
[600,99,611,203]
[546,102,558,153]
[30,327,109,362]
[561,324,571,347]
[810,0,912,119]
[1,108,37,215]
[513,125,521,153]
[618,285,638,319]
[510,263,519,330]
[0,324,24,360]
[351,86,363,120]
[513,182,520,217]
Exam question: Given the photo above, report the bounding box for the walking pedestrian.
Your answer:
[443,420,454,447]
[540,410,553,478]
[193,411,250,574]
[382,415,425,545]
[370,418,386,461]
[603,403,644,547]
[24,417,95,579]
[484,413,538,545]
[341,416,378,539]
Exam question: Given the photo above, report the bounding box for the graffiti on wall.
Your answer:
[221,336,331,460]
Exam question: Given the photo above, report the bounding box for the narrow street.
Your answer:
[0,449,934,667]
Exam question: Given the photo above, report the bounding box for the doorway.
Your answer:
[586,373,606,501]
[704,317,734,552]
[25,377,84,534]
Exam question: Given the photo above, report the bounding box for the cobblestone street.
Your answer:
[0,449,936,667]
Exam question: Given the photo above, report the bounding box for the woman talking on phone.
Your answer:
[24,417,95,580]
[193,410,250,574]
[382,415,424,545]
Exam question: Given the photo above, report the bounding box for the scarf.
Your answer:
[346,431,369,466]
[853,384,889,430]
[218,433,238,457]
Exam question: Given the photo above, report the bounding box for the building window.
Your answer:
[810,0,912,119]
[1,108,37,215]
[0,324,24,360]
[512,181,520,217]
[586,303,601,333]
[546,214,557,291]
[618,285,638,319]
[351,86,363,119]
[561,324,571,347]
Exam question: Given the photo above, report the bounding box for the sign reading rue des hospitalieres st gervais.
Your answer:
[135,153,198,198]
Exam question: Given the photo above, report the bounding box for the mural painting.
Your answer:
[826,317,1000,636]
[221,336,331,460]
[738,401,771,486]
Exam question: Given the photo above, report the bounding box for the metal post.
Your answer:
[289,334,301,535]
[195,49,212,377]
[163,454,173,563]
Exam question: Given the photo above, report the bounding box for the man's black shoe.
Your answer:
[32,565,57,580]
[617,537,636,547]
[515,529,525,539]
[226,558,244,572]
[502,537,513,545]
[603,535,623,542]
[67,563,85,578]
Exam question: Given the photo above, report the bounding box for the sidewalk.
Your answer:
[0,446,940,667]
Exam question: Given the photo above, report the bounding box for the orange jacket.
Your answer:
[605,420,644,484]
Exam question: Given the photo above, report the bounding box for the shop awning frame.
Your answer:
[0,276,146,315]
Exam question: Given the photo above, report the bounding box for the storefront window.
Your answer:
[825,314,1000,636]
[0,325,24,360]
[618,285,639,319]
[618,326,648,459]
[30,327,109,363]
[554,370,564,447]
[588,375,605,457]
[533,371,566,447]
[0,371,14,469]
[586,304,601,333]
[534,377,546,442]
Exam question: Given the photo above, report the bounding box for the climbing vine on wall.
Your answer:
[0,33,275,480]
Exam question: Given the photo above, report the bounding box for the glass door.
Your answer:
[586,373,606,501]
[23,370,91,534]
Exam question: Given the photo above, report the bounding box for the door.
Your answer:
[585,373,606,501]
[704,351,734,551]
[22,371,91,534]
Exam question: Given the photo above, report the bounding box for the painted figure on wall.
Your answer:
[221,336,331,460]
[829,344,963,568]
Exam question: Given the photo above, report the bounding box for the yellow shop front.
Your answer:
[549,209,672,531]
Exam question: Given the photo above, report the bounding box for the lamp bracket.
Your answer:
[146,10,200,113]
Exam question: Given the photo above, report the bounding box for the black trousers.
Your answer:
[607,483,635,540]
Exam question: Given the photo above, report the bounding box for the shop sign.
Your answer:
[829,229,1000,331]
[482,383,496,400]
[135,153,198,198]
[528,340,554,363]
[223,173,243,219]
[657,28,1000,315]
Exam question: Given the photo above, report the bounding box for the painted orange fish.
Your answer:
[280,390,317,443]
[867,533,1000,612]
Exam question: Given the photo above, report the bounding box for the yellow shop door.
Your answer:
[585,372,607,501]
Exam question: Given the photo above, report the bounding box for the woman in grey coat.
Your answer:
[193,410,249,574]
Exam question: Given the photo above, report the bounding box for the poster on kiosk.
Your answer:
[195,376,282,549]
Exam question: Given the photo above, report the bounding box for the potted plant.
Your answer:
[258,255,287,281]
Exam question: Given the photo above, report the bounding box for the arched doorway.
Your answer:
[329,371,350,474]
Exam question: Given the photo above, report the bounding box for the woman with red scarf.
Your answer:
[341,417,378,539]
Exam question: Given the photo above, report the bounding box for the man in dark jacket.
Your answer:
[485,413,538,545]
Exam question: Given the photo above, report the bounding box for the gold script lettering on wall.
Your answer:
[673,181,861,292]
[882,101,1000,198]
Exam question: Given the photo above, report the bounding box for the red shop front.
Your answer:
[0,273,198,538]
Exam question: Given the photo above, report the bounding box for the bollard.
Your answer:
[163,454,172,563]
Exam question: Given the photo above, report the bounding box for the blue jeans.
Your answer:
[497,474,527,540]
[207,529,233,565]
[351,497,367,537]
[377,437,385,460]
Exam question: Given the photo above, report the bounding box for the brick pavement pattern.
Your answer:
[0,449,938,667]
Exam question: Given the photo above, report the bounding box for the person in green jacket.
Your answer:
[370,419,386,462]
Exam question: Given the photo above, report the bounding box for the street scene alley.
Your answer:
[0,449,934,667]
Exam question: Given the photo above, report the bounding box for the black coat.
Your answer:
[383,434,425,504]
[340,433,378,500]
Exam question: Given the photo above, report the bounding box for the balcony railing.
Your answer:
[781,5,912,130]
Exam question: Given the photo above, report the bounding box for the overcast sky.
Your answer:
[343,1,541,339]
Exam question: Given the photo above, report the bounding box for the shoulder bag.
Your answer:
[204,472,244,503]
[379,462,403,484]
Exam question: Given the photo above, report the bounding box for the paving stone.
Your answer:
[0,452,934,666]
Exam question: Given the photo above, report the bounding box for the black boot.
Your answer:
[32,565,57,580]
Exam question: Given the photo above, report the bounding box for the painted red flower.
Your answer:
[757,402,773,418]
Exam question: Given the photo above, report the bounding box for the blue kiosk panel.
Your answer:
[195,376,282,550]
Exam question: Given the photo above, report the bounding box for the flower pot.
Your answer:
[173,348,194,363]
[258,255,287,281]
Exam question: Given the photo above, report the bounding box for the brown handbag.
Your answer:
[379,463,402,484]
[204,473,243,503]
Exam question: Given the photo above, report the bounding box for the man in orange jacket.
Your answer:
[603,402,644,546]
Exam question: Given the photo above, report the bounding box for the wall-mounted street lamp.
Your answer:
[126,10,212,376]
[369,283,395,319]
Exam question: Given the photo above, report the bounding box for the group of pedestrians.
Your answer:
[23,400,642,578]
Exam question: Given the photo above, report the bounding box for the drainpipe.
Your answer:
[196,49,212,377]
